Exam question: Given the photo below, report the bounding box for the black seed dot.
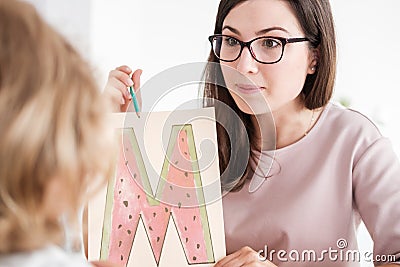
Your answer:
[120,179,123,182]
[118,190,122,194]
[121,255,123,261]
[119,241,122,247]
[185,237,189,243]
[184,226,187,231]
[118,224,122,229]
[137,195,141,199]
[165,207,168,213]
[125,160,128,165]
[127,230,131,235]
[197,244,200,249]
[184,172,188,177]
[157,237,160,242]
[184,152,188,155]
[193,216,196,221]
[123,201,128,207]
[149,226,153,231]
[170,185,173,190]
[186,193,190,198]
[153,212,156,217]
[134,173,137,178]
[193,256,197,261]
[129,215,132,219]
[178,202,181,208]
[175,161,179,165]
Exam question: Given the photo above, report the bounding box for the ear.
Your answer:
[307,46,320,75]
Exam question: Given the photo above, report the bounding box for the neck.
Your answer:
[251,96,317,150]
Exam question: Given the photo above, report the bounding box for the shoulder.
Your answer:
[0,246,90,267]
[324,102,382,141]
[313,102,385,163]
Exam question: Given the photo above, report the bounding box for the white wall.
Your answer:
[90,0,220,111]
[90,0,219,73]
[331,0,400,155]
[23,0,91,56]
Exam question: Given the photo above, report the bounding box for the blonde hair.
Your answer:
[0,0,115,253]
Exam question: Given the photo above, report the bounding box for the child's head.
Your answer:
[0,0,114,253]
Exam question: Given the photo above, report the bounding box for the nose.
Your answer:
[236,46,259,75]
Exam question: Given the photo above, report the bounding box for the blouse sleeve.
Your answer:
[353,137,400,264]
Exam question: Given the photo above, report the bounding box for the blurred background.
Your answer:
[24,1,400,266]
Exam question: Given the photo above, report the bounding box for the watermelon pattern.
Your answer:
[100,125,214,266]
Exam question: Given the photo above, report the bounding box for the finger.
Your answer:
[131,69,143,109]
[224,247,257,267]
[121,97,131,112]
[90,260,122,267]
[214,249,243,267]
[103,87,126,112]
[106,77,131,99]
[132,69,142,92]
[217,246,259,267]
[239,248,277,267]
[115,65,132,75]
[220,256,247,267]
[242,259,277,267]
[108,69,134,88]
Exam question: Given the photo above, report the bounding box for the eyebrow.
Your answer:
[222,25,289,36]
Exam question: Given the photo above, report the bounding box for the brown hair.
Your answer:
[0,0,115,253]
[203,0,337,191]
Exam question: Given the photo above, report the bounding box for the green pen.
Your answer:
[129,85,141,118]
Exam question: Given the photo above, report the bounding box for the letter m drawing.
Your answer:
[100,125,215,266]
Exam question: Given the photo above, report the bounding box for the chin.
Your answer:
[230,91,272,115]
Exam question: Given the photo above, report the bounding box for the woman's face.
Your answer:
[220,0,316,114]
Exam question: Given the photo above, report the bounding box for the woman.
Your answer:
[105,0,400,266]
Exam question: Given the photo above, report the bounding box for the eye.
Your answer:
[262,38,281,48]
[224,36,240,47]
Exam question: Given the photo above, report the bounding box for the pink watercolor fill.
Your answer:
[108,142,169,266]
[163,128,209,263]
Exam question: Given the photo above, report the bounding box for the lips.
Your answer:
[235,84,265,94]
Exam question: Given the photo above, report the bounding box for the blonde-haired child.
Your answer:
[0,1,117,266]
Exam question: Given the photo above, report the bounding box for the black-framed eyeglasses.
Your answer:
[208,34,309,64]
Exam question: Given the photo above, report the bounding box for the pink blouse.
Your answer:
[222,103,400,266]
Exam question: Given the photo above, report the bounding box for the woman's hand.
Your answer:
[215,246,277,267]
[103,65,142,112]
[90,260,122,267]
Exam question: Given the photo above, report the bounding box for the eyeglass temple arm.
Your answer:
[286,37,309,43]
